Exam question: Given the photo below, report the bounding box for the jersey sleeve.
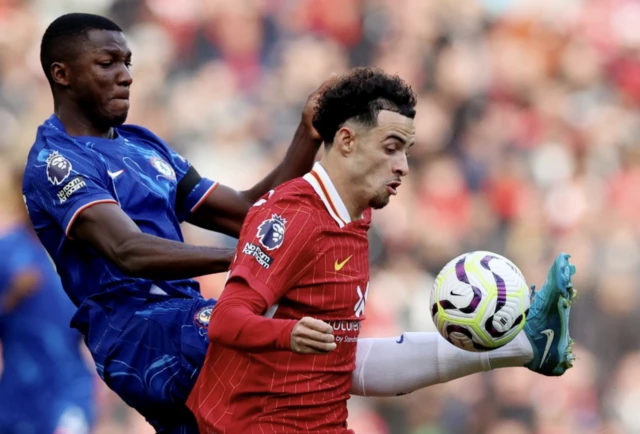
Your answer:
[228,195,319,307]
[162,145,217,217]
[174,165,218,219]
[24,142,117,237]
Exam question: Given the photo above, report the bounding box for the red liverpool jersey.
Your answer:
[188,163,372,433]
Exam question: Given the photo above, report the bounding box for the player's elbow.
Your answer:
[207,323,220,344]
[111,236,147,277]
[207,307,225,343]
[207,301,244,347]
[115,256,145,277]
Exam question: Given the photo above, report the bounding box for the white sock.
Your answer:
[350,331,534,397]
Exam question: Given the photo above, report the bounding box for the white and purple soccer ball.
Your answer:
[431,251,531,352]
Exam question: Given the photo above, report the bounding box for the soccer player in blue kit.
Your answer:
[1,170,94,434]
[23,12,578,434]
[22,12,332,433]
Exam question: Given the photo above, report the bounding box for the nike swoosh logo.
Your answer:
[107,169,125,179]
[539,329,555,368]
[450,291,464,296]
[396,334,404,344]
[334,255,352,271]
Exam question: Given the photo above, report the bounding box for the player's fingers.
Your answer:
[292,344,326,355]
[308,74,339,99]
[319,73,339,89]
[295,327,335,344]
[295,337,337,353]
[300,317,333,335]
[291,337,314,354]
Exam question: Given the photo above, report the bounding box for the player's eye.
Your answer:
[99,61,113,67]
[385,147,396,155]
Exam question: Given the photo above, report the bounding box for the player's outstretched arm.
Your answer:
[71,203,234,279]
[186,76,338,238]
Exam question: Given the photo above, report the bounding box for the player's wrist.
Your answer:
[276,319,298,351]
[297,118,322,145]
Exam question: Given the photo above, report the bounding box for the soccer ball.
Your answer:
[431,251,531,352]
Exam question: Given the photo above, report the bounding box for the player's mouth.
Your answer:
[111,93,130,110]
[112,91,130,101]
[386,181,401,195]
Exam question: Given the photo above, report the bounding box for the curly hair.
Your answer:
[312,67,417,145]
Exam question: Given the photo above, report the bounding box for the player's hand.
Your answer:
[290,316,337,354]
[301,74,340,142]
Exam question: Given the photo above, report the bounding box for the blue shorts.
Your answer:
[81,295,216,433]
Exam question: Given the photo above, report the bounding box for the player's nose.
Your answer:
[117,64,133,87]
[393,153,409,177]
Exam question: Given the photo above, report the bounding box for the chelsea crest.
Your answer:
[194,305,213,328]
[150,156,176,180]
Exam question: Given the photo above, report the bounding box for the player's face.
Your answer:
[352,110,415,209]
[66,30,133,127]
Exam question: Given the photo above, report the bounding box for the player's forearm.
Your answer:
[209,302,295,352]
[112,232,234,279]
[208,281,296,352]
[242,122,321,203]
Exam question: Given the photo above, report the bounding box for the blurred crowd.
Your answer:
[1,0,640,433]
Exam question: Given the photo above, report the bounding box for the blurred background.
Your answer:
[1,0,640,433]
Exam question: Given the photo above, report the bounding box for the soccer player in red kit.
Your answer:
[188,68,578,433]
[188,67,416,433]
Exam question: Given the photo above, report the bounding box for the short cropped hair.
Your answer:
[312,67,417,145]
[40,13,122,85]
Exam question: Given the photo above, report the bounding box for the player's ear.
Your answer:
[334,127,355,156]
[51,62,71,87]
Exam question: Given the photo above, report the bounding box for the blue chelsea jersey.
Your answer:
[22,115,217,308]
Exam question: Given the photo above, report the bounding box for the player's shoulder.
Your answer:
[116,124,184,166]
[31,115,77,153]
[272,177,316,200]
[271,176,359,225]
[25,116,96,180]
[262,178,326,214]
[246,178,322,229]
[242,179,324,252]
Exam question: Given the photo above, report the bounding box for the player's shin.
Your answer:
[350,331,533,397]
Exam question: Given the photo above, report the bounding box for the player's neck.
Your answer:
[319,162,366,221]
[55,103,114,139]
